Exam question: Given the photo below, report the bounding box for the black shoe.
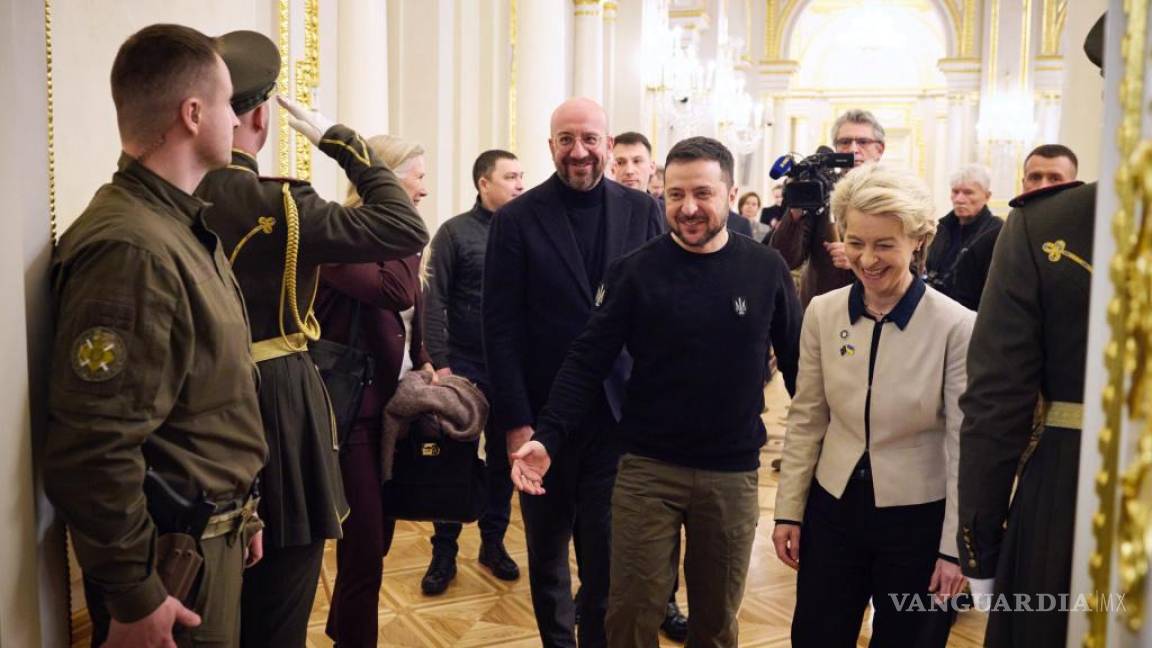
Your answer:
[661,601,689,642]
[771,457,782,472]
[478,541,520,581]
[420,554,457,595]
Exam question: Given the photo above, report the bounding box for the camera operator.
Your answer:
[769,109,886,307]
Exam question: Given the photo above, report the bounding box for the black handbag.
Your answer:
[310,299,374,447]
[381,414,488,523]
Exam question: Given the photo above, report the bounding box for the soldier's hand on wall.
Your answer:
[102,596,201,648]
[277,95,335,146]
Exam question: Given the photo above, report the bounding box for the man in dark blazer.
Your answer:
[484,97,664,647]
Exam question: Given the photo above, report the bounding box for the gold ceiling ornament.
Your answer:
[277,0,291,176]
[45,0,57,244]
[1086,0,1150,644]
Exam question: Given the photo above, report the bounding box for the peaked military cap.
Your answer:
[217,30,280,115]
[1084,13,1105,71]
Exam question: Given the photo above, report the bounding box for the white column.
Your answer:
[609,0,659,150]
[1057,0,1107,182]
[572,0,604,102]
[387,0,457,229]
[337,0,388,136]
[335,0,388,202]
[939,59,981,172]
[602,2,617,120]
[516,0,569,187]
[750,60,798,195]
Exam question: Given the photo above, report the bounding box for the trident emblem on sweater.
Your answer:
[734,297,747,317]
[594,284,606,308]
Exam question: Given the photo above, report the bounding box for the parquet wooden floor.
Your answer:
[71,376,986,646]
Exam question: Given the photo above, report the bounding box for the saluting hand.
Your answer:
[771,523,801,570]
[101,595,200,648]
[277,95,335,146]
[510,440,551,496]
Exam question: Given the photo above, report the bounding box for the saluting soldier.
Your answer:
[44,25,266,648]
[196,31,429,647]
[956,15,1105,647]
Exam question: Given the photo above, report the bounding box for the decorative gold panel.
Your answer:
[294,0,320,181]
[277,0,291,176]
[1086,0,1151,645]
[508,0,518,153]
[45,0,57,243]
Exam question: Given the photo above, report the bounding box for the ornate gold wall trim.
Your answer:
[45,0,57,244]
[1087,1,1151,645]
[1019,0,1032,90]
[508,0,518,153]
[277,0,291,176]
[294,0,320,181]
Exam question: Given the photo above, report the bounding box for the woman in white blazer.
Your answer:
[772,164,974,647]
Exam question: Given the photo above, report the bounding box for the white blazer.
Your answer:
[774,280,974,558]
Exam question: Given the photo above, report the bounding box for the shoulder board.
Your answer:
[258,175,311,188]
[1008,181,1086,208]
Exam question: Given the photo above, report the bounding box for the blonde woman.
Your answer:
[315,135,434,648]
[772,164,973,646]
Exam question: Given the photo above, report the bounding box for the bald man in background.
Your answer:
[484,98,664,647]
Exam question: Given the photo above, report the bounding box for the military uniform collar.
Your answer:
[115,152,212,226]
[228,148,261,175]
[848,275,925,330]
[1008,180,1085,208]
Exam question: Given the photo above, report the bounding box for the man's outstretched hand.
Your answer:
[510,440,551,495]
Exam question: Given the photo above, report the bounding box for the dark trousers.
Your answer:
[522,401,619,648]
[431,365,513,554]
[326,421,398,648]
[792,478,954,648]
[431,405,514,555]
[239,540,325,648]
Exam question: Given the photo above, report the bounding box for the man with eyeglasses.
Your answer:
[769,109,886,307]
[484,97,664,647]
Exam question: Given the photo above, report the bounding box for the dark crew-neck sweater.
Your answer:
[533,233,802,471]
[558,177,607,288]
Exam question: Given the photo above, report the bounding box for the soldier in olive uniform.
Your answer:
[956,16,1104,647]
[196,31,429,647]
[44,25,265,648]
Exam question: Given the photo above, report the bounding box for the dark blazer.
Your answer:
[483,174,665,433]
[727,210,753,236]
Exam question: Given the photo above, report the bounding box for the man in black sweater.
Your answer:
[421,150,525,594]
[512,137,801,647]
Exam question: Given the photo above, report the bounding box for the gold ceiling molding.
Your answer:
[763,0,976,62]
[1087,0,1151,644]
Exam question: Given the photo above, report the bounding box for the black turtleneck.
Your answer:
[557,176,608,289]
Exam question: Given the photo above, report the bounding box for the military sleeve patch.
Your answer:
[71,327,127,382]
